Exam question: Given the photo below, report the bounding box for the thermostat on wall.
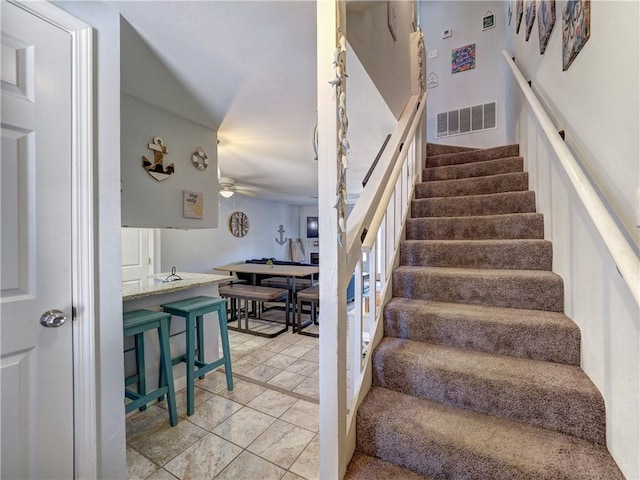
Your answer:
[442,28,452,39]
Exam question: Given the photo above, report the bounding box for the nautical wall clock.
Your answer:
[229,211,249,237]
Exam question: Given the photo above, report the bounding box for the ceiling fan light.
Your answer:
[220,190,234,198]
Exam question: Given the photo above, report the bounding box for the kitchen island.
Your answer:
[122,272,233,394]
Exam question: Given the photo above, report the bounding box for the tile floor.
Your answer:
[126,328,320,480]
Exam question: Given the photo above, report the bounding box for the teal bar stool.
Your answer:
[123,309,178,426]
[161,296,233,416]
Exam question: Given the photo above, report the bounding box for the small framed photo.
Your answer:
[483,11,496,30]
[183,190,203,219]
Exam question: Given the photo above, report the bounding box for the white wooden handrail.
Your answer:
[361,91,427,253]
[503,50,640,305]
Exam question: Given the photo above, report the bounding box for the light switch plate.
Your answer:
[428,49,438,59]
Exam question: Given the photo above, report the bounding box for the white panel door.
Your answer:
[121,227,155,286]
[1,3,74,478]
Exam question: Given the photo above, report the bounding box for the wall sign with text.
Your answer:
[451,43,476,74]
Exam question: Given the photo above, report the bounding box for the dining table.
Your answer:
[214,262,319,290]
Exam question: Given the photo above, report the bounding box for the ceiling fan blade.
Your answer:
[236,188,259,198]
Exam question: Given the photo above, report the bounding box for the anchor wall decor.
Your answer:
[275,225,288,245]
[142,136,175,181]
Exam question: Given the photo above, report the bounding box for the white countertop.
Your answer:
[122,272,233,301]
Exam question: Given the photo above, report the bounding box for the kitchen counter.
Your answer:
[122,272,233,301]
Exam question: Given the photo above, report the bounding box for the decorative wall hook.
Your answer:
[142,136,175,181]
[275,225,288,245]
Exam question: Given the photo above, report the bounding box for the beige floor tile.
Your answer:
[156,386,214,417]
[188,395,243,431]
[308,368,319,379]
[230,358,260,375]
[292,336,318,349]
[247,420,315,469]
[284,359,317,376]
[279,344,311,359]
[262,338,295,353]
[212,406,277,448]
[126,447,158,480]
[246,347,278,364]
[215,450,285,480]
[281,471,306,480]
[280,400,319,432]
[230,343,256,360]
[164,433,242,479]
[267,370,306,391]
[145,468,178,480]
[243,336,273,349]
[126,405,174,448]
[263,353,298,370]
[196,371,233,394]
[219,379,266,405]
[244,364,282,383]
[247,389,298,417]
[289,434,319,480]
[134,420,207,466]
[292,377,319,400]
[300,349,319,363]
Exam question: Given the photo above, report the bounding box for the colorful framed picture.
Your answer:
[525,1,536,41]
[562,0,590,71]
[537,0,556,54]
[451,44,476,74]
[515,0,524,34]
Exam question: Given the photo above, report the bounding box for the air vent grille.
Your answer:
[436,101,497,138]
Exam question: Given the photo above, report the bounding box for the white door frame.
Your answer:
[9,2,98,477]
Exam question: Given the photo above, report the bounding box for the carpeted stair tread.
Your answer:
[427,142,478,156]
[372,337,605,443]
[400,239,552,270]
[345,452,434,480]
[406,213,544,240]
[393,266,564,312]
[383,298,579,364]
[423,156,523,181]
[412,191,536,217]
[416,172,529,198]
[356,387,624,480]
[426,144,520,168]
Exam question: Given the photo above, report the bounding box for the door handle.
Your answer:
[40,310,67,328]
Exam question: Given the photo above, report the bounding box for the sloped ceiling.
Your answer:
[112,1,395,206]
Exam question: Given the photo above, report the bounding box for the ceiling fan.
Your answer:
[218,175,260,198]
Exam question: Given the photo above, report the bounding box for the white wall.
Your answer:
[160,195,300,273]
[347,1,415,119]
[121,94,219,229]
[421,1,509,147]
[505,2,639,477]
[53,2,126,479]
[507,0,639,244]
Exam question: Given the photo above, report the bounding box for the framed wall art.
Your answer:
[183,190,203,219]
[451,43,476,74]
[537,1,556,54]
[483,11,496,30]
[525,0,536,41]
[515,0,524,34]
[562,0,590,71]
